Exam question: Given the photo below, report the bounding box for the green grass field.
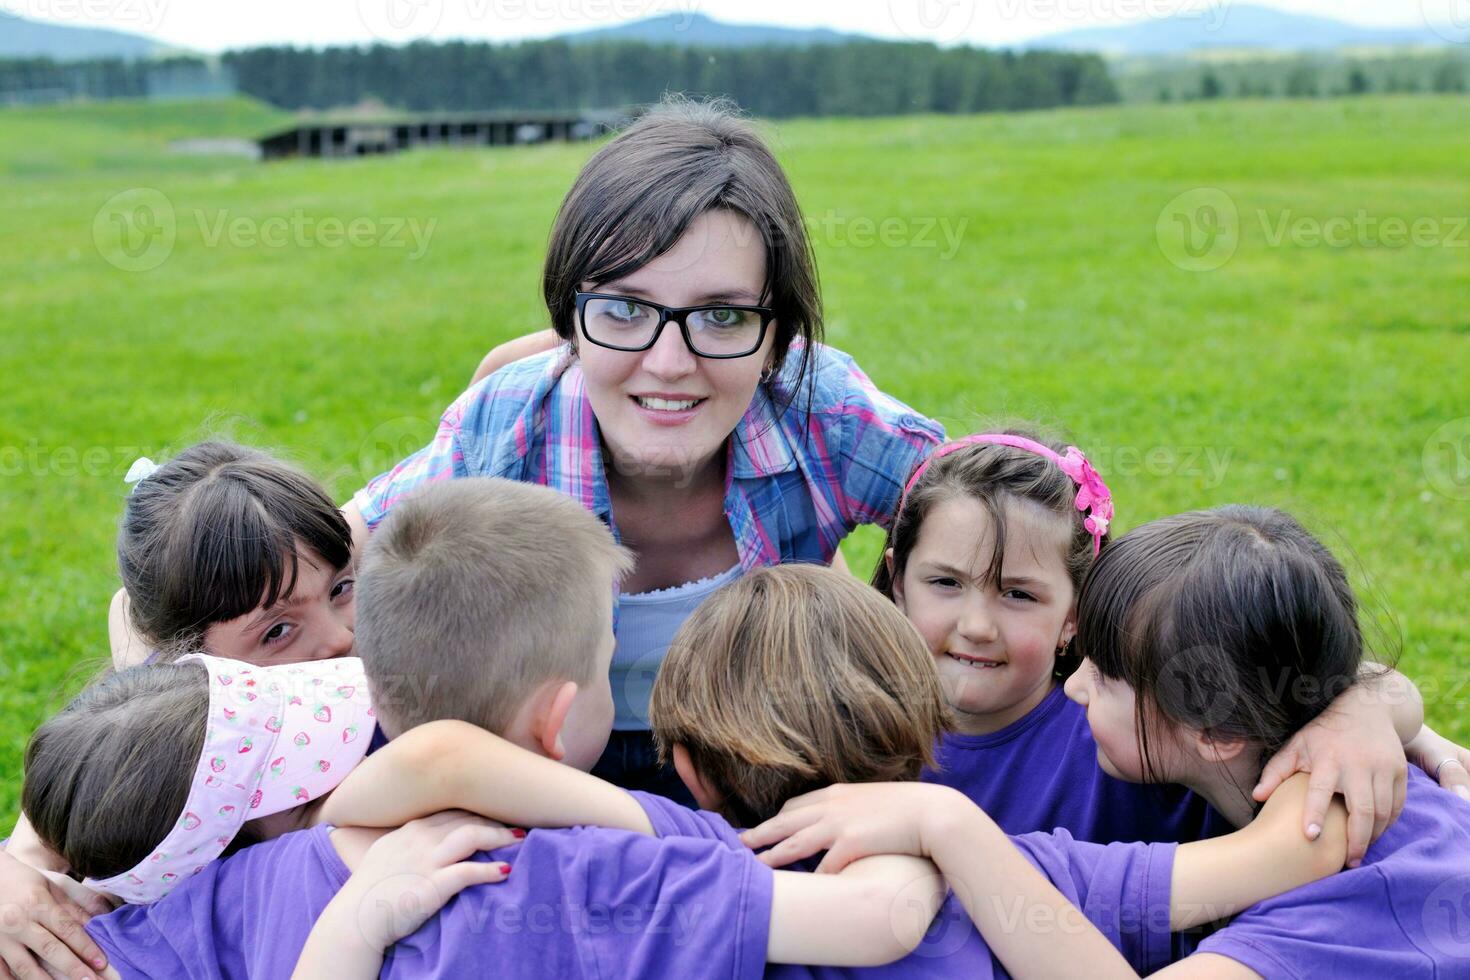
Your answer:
[2,95,1468,823]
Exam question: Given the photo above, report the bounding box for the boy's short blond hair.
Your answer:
[357,478,632,737]
[650,563,952,828]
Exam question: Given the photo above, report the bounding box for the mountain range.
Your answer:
[3,6,1464,61]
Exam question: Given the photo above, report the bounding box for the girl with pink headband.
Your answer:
[873,429,1463,864]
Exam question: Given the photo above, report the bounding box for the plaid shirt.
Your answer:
[353,342,944,571]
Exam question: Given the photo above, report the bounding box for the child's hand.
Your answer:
[739,783,964,874]
[1406,725,1470,802]
[1251,683,1407,868]
[0,847,114,980]
[337,811,519,951]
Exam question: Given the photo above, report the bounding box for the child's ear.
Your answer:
[671,744,724,812]
[886,549,907,610]
[1191,731,1248,765]
[532,681,580,762]
[1058,605,1077,650]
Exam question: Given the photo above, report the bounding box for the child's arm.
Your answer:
[318,719,655,836]
[1169,773,1348,930]
[293,812,516,980]
[108,588,151,670]
[743,776,1348,980]
[767,855,945,966]
[1252,664,1422,866]
[0,845,113,980]
[1406,723,1470,800]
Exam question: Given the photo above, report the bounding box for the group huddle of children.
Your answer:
[4,429,1470,978]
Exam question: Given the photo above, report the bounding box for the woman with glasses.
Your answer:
[345,97,944,801]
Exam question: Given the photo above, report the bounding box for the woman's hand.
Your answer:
[293,812,519,980]
[1251,680,1408,868]
[0,847,114,980]
[739,782,964,874]
[1406,725,1470,801]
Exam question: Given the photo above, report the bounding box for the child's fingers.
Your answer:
[756,827,830,869]
[434,825,522,865]
[1437,758,1470,801]
[812,843,859,876]
[1299,763,1338,843]
[34,905,105,980]
[1252,743,1301,802]
[740,809,819,851]
[432,861,511,899]
[1342,775,1375,869]
[1370,770,1397,843]
[45,878,111,921]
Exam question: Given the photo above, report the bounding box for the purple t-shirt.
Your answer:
[922,684,1231,844]
[86,816,771,978]
[1185,768,1470,976]
[630,791,1178,977]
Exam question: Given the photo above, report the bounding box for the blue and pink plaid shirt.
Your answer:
[353,342,943,572]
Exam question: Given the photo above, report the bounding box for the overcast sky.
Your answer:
[2,0,1449,53]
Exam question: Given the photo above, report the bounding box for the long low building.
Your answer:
[258,110,626,160]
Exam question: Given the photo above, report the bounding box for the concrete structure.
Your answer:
[257,110,625,160]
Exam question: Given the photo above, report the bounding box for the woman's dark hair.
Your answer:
[1078,505,1371,783]
[118,441,352,655]
[542,95,822,391]
[871,430,1107,676]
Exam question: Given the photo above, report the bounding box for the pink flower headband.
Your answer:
[84,654,375,904]
[900,433,1115,556]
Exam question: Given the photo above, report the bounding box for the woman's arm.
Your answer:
[318,720,655,836]
[469,330,561,387]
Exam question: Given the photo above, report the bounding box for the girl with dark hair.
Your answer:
[878,433,1446,864]
[746,505,1470,976]
[346,97,943,798]
[110,441,357,668]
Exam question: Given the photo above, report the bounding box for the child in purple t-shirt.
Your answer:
[26,480,952,979]
[749,506,1470,977]
[300,562,1354,978]
[877,432,1456,864]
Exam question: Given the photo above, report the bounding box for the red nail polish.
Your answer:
[498,863,512,875]
[510,828,526,839]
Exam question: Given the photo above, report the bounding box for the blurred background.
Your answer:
[2,0,1467,821]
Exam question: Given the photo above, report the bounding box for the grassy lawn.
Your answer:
[2,95,1467,822]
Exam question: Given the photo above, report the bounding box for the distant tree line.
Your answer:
[1126,53,1470,103]
[0,55,233,104]
[214,39,1117,116]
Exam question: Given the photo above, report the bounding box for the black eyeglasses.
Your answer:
[575,292,774,359]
